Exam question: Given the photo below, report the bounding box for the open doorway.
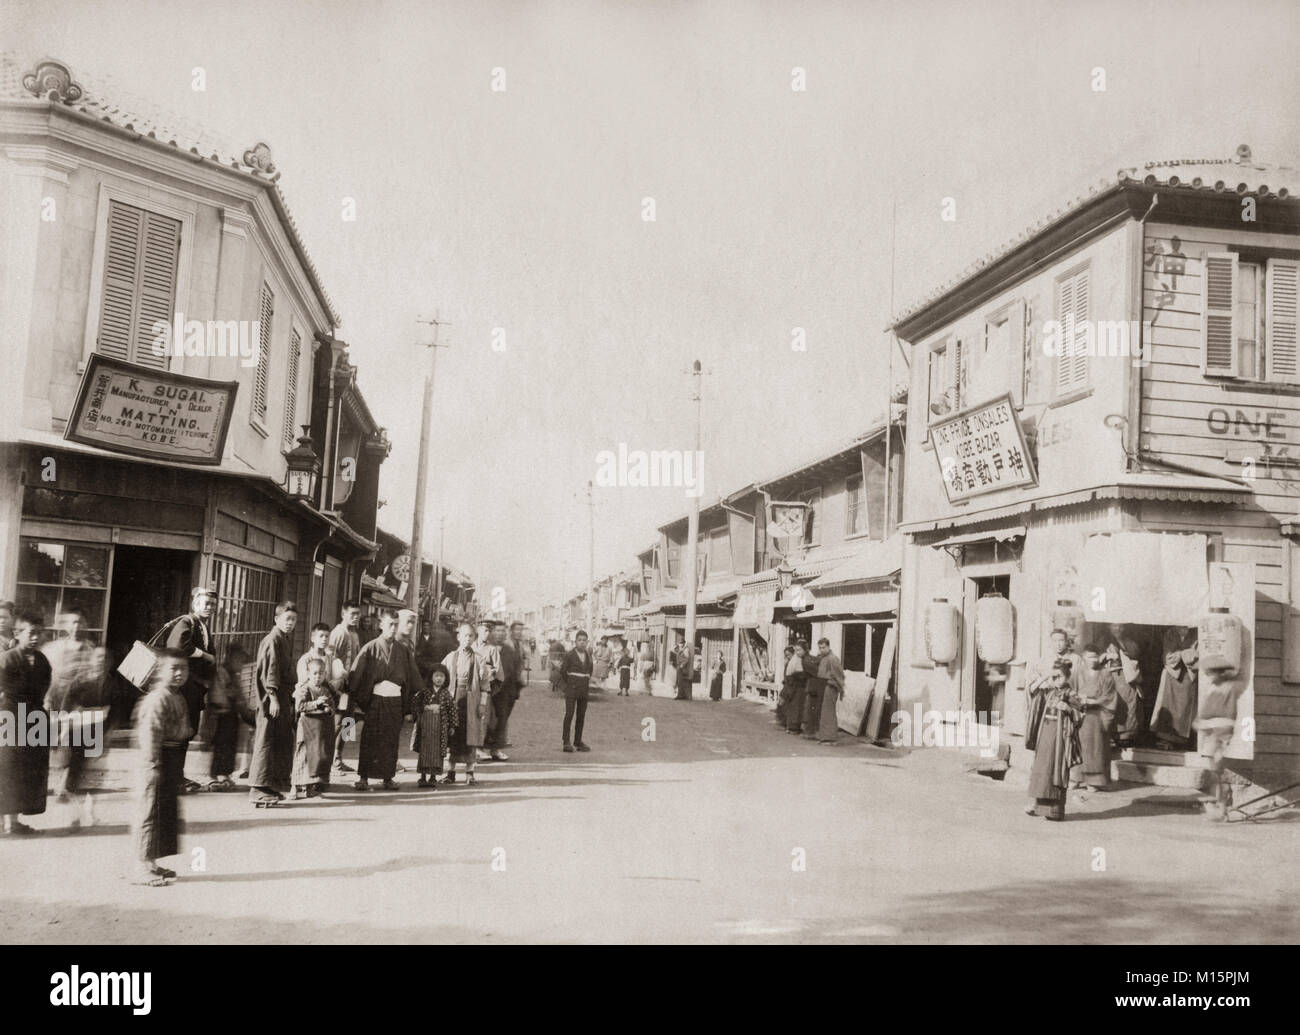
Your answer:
[105,545,193,665]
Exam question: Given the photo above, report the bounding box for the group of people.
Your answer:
[545,633,731,702]
[773,636,847,743]
[0,591,536,885]
[1024,627,1201,821]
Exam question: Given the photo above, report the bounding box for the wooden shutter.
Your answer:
[1202,252,1239,376]
[1008,299,1026,407]
[283,328,301,444]
[97,201,180,367]
[254,284,274,418]
[951,338,964,411]
[1055,274,1075,395]
[1266,258,1300,385]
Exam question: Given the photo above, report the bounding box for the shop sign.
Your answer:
[930,393,1037,503]
[64,354,237,465]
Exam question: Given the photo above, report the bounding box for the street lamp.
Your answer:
[284,425,321,503]
[776,558,796,599]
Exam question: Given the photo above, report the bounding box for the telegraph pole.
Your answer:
[683,359,705,674]
[431,514,445,627]
[408,312,450,614]
[585,479,595,637]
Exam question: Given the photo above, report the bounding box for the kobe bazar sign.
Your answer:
[64,353,238,465]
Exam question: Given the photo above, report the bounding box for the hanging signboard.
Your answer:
[64,354,238,465]
[767,500,807,541]
[930,393,1036,503]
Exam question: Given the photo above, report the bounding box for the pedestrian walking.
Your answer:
[561,631,594,751]
[708,650,726,701]
[328,601,363,776]
[41,607,104,817]
[129,648,192,885]
[350,609,421,791]
[784,641,811,734]
[616,641,633,696]
[1026,658,1083,821]
[160,586,218,794]
[443,622,489,784]
[637,641,655,693]
[593,636,612,688]
[0,609,51,837]
[410,662,455,788]
[815,638,845,742]
[548,639,566,695]
[291,657,336,798]
[674,640,694,701]
[485,621,524,759]
[249,601,298,807]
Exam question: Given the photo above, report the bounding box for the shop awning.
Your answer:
[665,614,733,631]
[1081,531,1209,626]
[734,588,779,627]
[799,583,898,620]
[931,526,1027,549]
[806,534,903,589]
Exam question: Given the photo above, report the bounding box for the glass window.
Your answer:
[845,475,867,537]
[1237,262,1261,381]
[15,539,110,642]
[211,559,282,659]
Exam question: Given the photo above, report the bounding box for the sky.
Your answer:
[5,0,1298,610]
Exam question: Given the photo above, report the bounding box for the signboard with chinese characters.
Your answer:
[930,393,1037,503]
[64,354,238,465]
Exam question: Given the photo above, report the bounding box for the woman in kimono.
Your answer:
[1026,658,1083,821]
[410,663,455,788]
[130,648,192,885]
[0,609,52,837]
[709,650,726,702]
[443,623,489,785]
[292,657,336,798]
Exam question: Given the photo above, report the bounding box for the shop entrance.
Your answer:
[105,545,193,665]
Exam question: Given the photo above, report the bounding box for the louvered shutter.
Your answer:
[98,202,142,361]
[1008,299,1026,407]
[1202,252,1239,376]
[1055,270,1089,394]
[254,284,274,418]
[1070,270,1089,390]
[1055,274,1075,395]
[132,211,180,369]
[1266,258,1300,385]
[951,338,963,411]
[96,202,180,368]
[283,328,301,444]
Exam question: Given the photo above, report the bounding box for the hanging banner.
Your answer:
[64,353,238,465]
[1082,532,1208,626]
[767,500,807,541]
[930,393,1036,503]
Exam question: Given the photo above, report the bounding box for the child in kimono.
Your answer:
[130,648,192,885]
[292,657,336,798]
[410,663,456,788]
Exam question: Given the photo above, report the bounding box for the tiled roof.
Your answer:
[2,54,341,325]
[889,145,1298,331]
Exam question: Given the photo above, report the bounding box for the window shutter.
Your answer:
[1266,258,1300,385]
[1201,252,1238,376]
[132,211,180,370]
[951,338,963,411]
[283,328,301,444]
[254,284,274,418]
[98,202,142,362]
[1055,274,1075,395]
[1056,270,1089,394]
[1070,271,1089,390]
[1009,299,1026,407]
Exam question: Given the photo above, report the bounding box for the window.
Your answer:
[96,200,180,369]
[16,540,112,643]
[927,337,965,420]
[666,541,681,580]
[843,622,868,673]
[707,526,731,575]
[799,487,821,547]
[1055,267,1089,396]
[283,327,302,446]
[982,299,1026,406]
[845,474,867,536]
[253,283,275,421]
[211,559,282,660]
[1202,254,1299,384]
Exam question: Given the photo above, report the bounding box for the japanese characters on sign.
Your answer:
[930,393,1037,503]
[64,354,238,465]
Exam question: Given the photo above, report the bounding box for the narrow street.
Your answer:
[2,681,1296,944]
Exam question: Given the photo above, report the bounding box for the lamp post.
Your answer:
[284,426,321,503]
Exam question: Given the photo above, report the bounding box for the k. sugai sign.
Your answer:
[64,354,238,465]
[930,393,1037,503]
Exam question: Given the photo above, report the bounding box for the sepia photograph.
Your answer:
[0,0,1296,1003]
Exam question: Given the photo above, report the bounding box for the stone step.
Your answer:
[1114,759,1213,790]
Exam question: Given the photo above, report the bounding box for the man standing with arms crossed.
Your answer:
[560,631,594,753]
[328,601,362,777]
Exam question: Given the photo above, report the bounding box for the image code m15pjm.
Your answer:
[0,0,1297,949]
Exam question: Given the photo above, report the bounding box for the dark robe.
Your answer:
[133,686,191,861]
[250,628,296,792]
[292,680,336,785]
[350,636,419,780]
[1151,661,1197,747]
[1027,691,1083,819]
[561,648,594,700]
[163,614,216,733]
[0,646,52,816]
[1070,665,1118,788]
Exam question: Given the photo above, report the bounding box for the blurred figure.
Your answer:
[708,649,726,702]
[0,601,16,651]
[207,644,251,790]
[0,609,51,837]
[129,648,191,885]
[42,608,102,814]
[638,641,656,694]
[162,586,218,794]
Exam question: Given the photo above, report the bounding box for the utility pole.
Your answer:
[408,312,451,615]
[585,479,595,638]
[683,359,705,676]
[431,514,445,627]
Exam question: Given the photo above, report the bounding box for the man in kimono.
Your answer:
[815,637,846,743]
[486,621,521,761]
[328,600,363,776]
[443,621,490,784]
[0,609,51,836]
[249,602,298,806]
[163,586,218,793]
[131,648,192,885]
[1069,643,1119,789]
[472,620,502,761]
[561,631,594,752]
[350,609,421,791]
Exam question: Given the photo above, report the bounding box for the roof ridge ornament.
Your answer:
[242,140,277,175]
[22,58,83,103]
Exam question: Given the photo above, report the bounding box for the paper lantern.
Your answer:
[925,598,960,665]
[1050,603,1086,650]
[975,593,1014,664]
[1198,609,1242,677]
